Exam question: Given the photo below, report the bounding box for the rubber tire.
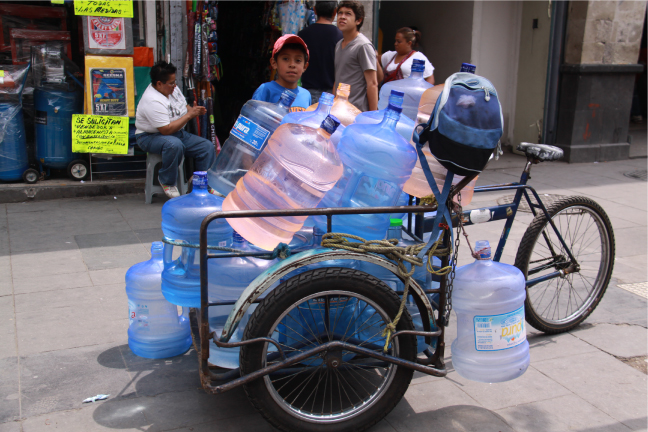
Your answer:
[514,196,615,334]
[67,159,89,181]
[22,168,39,184]
[240,267,417,432]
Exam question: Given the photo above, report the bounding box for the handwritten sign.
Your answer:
[72,114,129,154]
[74,1,133,18]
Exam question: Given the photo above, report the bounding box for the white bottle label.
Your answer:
[230,115,271,151]
[473,306,526,351]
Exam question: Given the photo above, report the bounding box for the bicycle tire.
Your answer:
[240,267,417,432]
[514,196,615,334]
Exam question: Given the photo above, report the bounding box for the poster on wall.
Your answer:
[83,16,133,55]
[84,56,135,117]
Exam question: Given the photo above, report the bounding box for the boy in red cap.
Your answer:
[252,34,312,111]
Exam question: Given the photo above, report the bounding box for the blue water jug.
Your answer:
[208,90,296,196]
[451,240,530,382]
[161,172,233,307]
[358,219,439,352]
[378,60,432,121]
[280,92,345,146]
[126,242,192,359]
[208,231,280,368]
[314,104,417,240]
[0,103,28,181]
[355,90,416,142]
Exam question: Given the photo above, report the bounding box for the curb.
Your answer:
[0,179,146,203]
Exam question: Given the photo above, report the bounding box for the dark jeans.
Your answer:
[136,130,215,186]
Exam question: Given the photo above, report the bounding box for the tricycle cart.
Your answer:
[189,143,615,432]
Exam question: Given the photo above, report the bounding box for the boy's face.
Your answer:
[337,7,360,33]
[271,48,308,85]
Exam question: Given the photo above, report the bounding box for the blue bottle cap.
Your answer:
[320,114,341,135]
[233,231,245,242]
[387,103,402,114]
[390,90,405,97]
[475,240,491,259]
[411,59,425,72]
[280,90,297,106]
[319,92,335,105]
[460,63,476,73]
[192,171,208,187]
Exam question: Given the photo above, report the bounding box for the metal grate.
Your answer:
[617,282,648,299]
[624,170,647,181]
[497,194,567,213]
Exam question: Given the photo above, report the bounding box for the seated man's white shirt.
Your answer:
[135,85,188,134]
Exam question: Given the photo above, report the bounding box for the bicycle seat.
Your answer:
[517,142,564,162]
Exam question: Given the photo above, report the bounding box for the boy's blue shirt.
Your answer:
[252,81,312,111]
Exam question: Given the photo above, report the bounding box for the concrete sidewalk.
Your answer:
[0,152,646,432]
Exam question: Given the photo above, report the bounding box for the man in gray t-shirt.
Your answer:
[333,1,378,112]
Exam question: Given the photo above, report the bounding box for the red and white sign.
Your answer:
[87,16,126,50]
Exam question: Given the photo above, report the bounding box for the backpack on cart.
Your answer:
[415,72,503,177]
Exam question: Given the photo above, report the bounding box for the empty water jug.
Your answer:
[280,92,344,146]
[305,83,361,126]
[314,104,417,240]
[207,231,279,368]
[126,242,192,359]
[161,172,233,307]
[355,90,415,142]
[451,240,530,383]
[378,59,432,121]
[223,115,343,251]
[208,90,296,196]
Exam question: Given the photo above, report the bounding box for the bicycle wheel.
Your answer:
[240,267,417,432]
[515,196,615,334]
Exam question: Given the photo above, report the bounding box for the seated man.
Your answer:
[135,61,216,198]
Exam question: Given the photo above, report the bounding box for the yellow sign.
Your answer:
[51,0,64,4]
[74,1,133,18]
[0,71,4,77]
[72,115,129,154]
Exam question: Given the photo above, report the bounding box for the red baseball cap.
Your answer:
[272,34,309,60]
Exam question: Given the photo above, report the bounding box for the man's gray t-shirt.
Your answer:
[334,33,376,112]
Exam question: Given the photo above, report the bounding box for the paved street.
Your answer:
[0,151,646,432]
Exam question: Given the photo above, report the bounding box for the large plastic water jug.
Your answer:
[280,92,345,146]
[358,219,439,352]
[451,240,530,383]
[355,90,415,142]
[378,60,432,121]
[314,104,417,240]
[207,231,279,368]
[126,242,192,359]
[161,172,233,307]
[223,115,343,251]
[304,83,360,126]
[403,74,477,204]
[208,90,296,196]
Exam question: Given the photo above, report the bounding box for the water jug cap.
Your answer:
[233,231,245,242]
[474,240,491,259]
[390,90,405,97]
[460,63,476,73]
[337,83,351,97]
[319,92,335,105]
[151,241,164,254]
[320,115,341,135]
[192,171,208,188]
[388,90,404,108]
[279,90,297,106]
[389,218,403,227]
[387,103,402,114]
[411,59,425,72]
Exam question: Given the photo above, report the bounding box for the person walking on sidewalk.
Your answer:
[298,1,343,104]
[333,0,378,112]
[135,61,216,198]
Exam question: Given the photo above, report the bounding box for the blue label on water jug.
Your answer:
[473,306,526,351]
[230,115,271,151]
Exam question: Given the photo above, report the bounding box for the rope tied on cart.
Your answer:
[321,231,452,351]
[162,237,292,260]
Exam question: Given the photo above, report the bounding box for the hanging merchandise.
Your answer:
[279,0,307,35]
[84,55,135,117]
[82,16,133,55]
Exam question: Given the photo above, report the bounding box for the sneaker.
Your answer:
[158,176,180,198]
[208,186,225,197]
